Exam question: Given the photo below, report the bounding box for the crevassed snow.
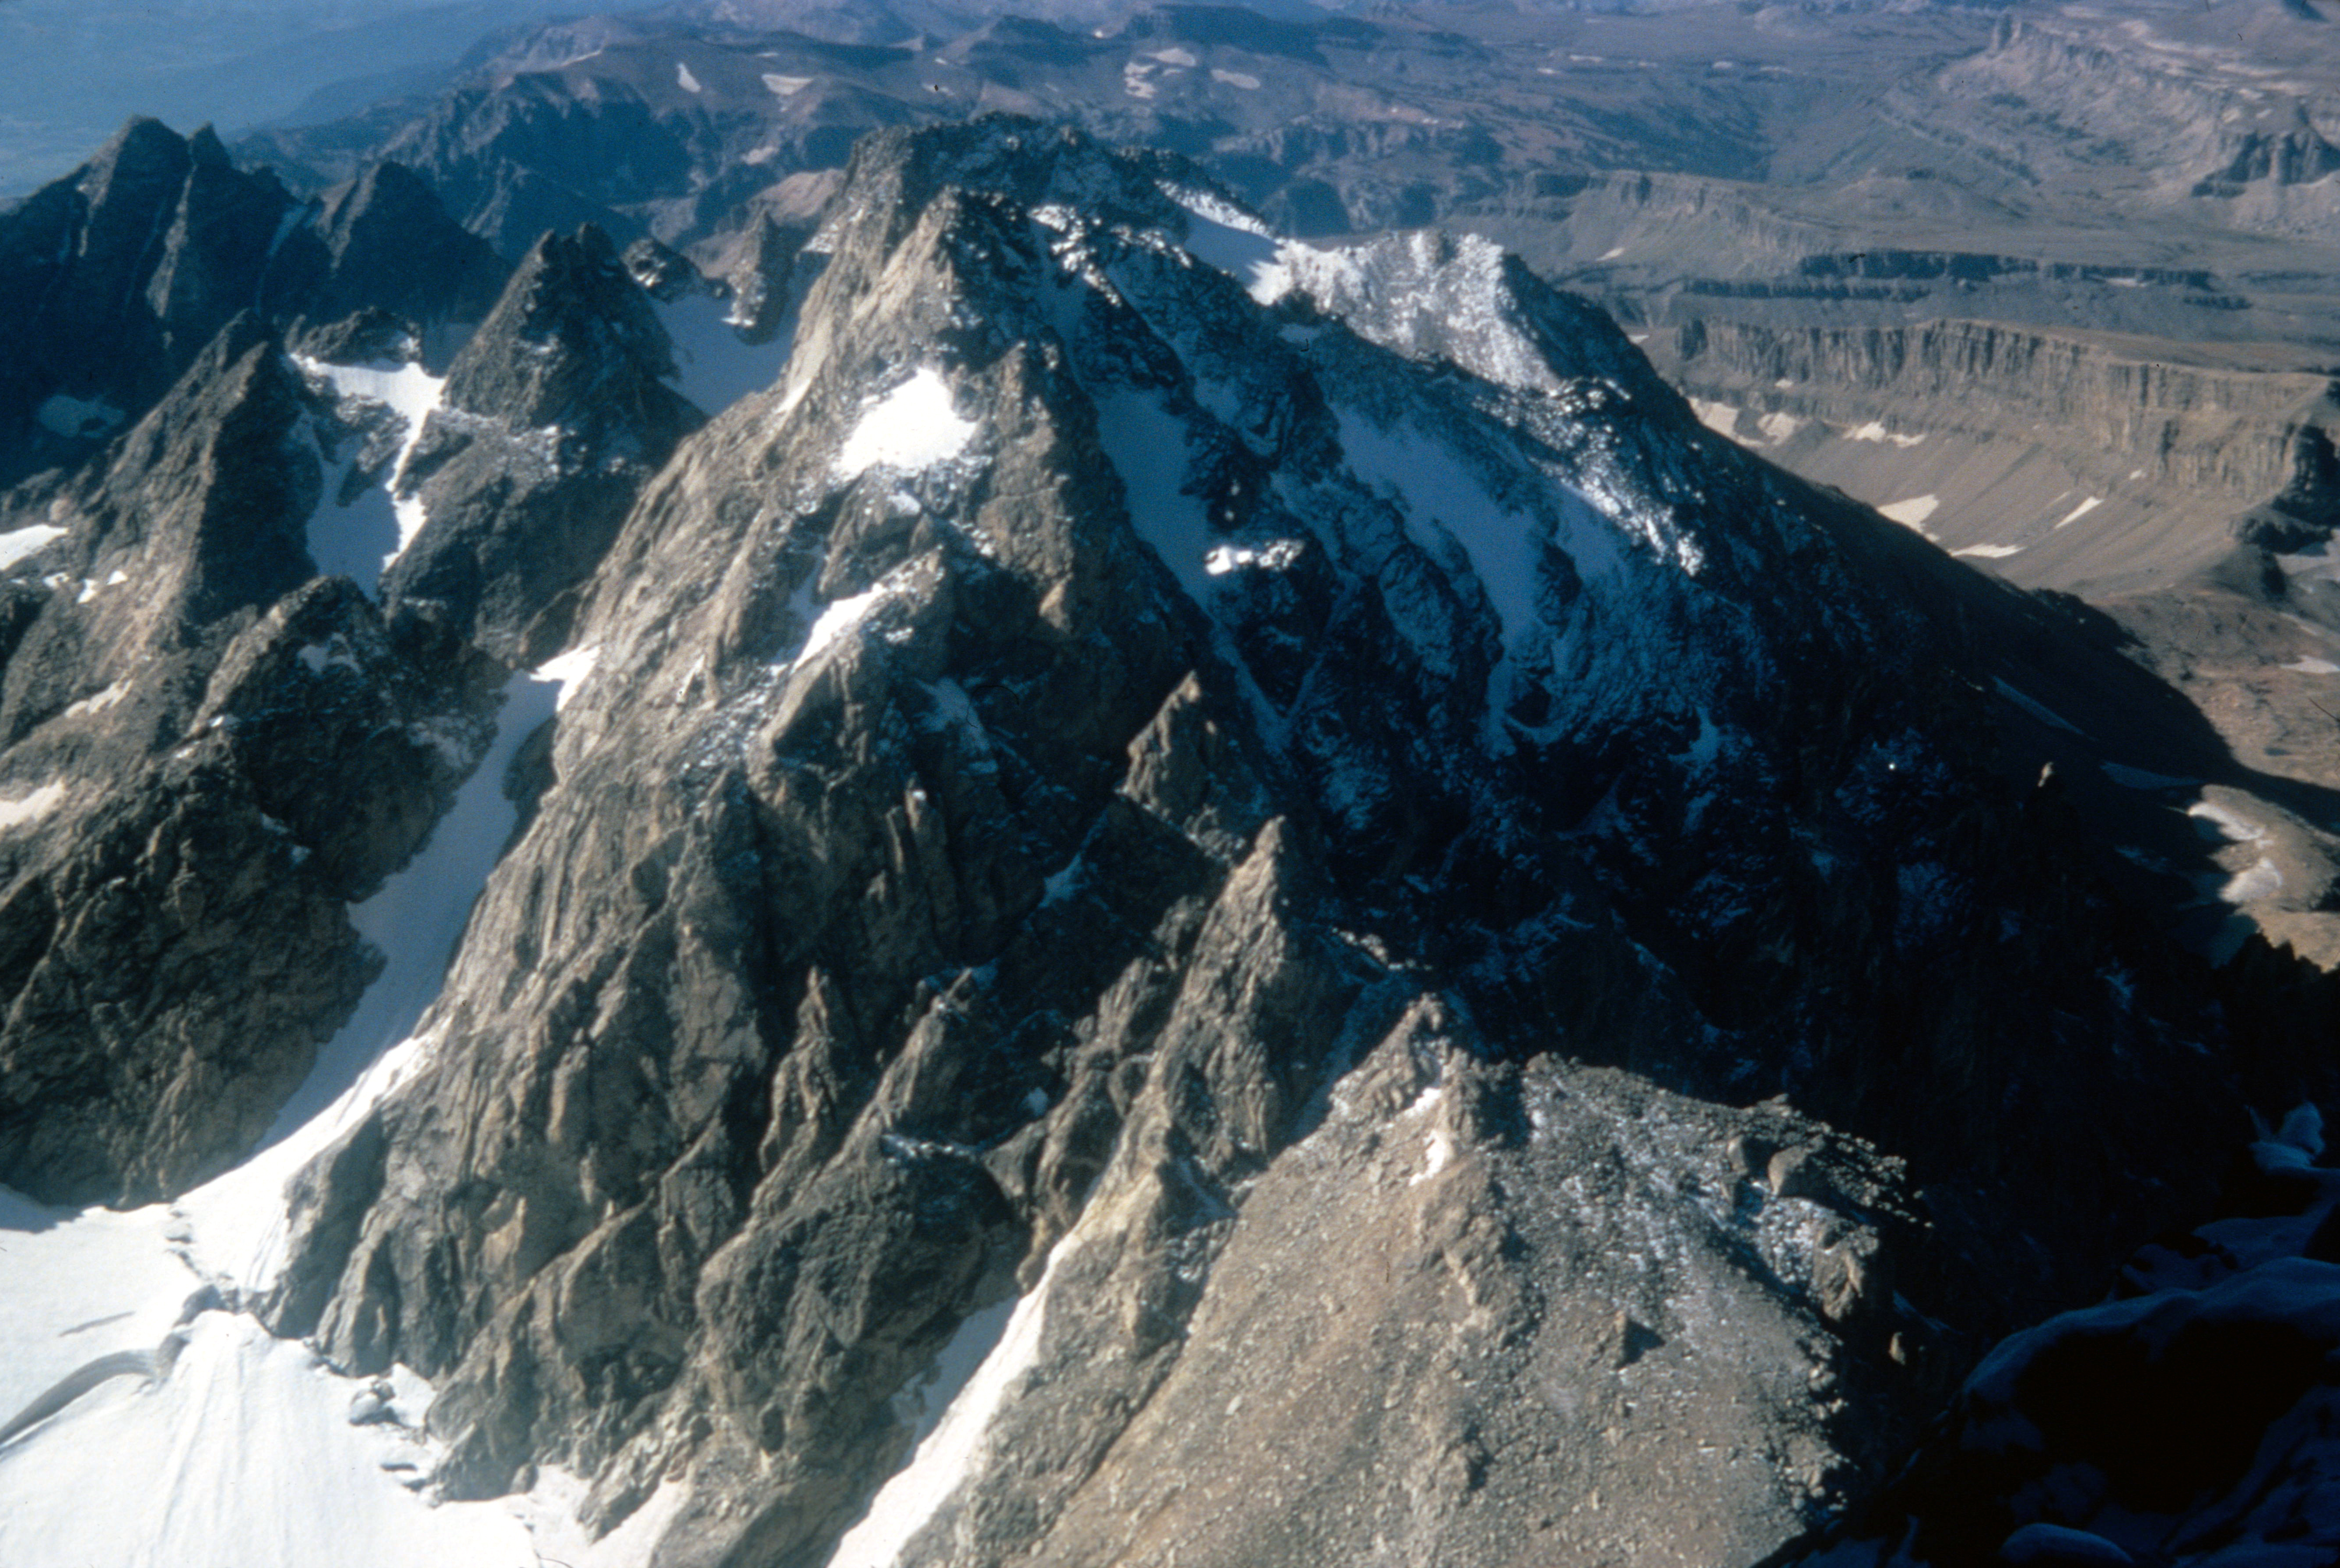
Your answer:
[653,289,790,418]
[821,1236,1081,1568]
[834,369,978,480]
[0,522,66,570]
[298,356,447,572]
[0,1310,540,1568]
[676,62,702,93]
[0,780,67,830]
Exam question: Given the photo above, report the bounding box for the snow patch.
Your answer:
[2102,762,2195,791]
[34,393,123,440]
[1203,540,1304,576]
[1095,389,1212,597]
[677,62,702,93]
[298,356,447,572]
[63,682,128,720]
[1848,420,1927,448]
[0,780,66,830]
[1992,678,2084,735]
[2284,657,2340,674]
[764,72,813,96]
[2190,799,2270,844]
[654,290,789,417]
[1172,192,1290,304]
[834,369,978,480]
[2221,856,2285,903]
[821,1235,1083,1568]
[1878,494,1940,529]
[1210,67,1260,89]
[0,523,66,570]
[1412,1130,1454,1186]
[1954,543,2025,559]
[2053,495,2103,528]
[510,1469,691,1568]
[800,582,894,665]
[533,644,600,713]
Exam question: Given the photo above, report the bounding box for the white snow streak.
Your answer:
[533,644,600,714]
[676,62,702,93]
[2054,495,2103,528]
[0,523,66,570]
[1878,494,1940,529]
[1992,678,2084,736]
[0,780,66,830]
[800,582,893,665]
[822,1238,1081,1568]
[1953,543,2025,559]
[1095,389,1210,596]
[63,682,128,719]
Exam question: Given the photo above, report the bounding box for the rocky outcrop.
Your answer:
[1667,318,2339,508]
[253,120,2253,1568]
[0,317,497,1206]
[383,224,702,663]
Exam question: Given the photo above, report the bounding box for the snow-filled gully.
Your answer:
[0,658,592,1568]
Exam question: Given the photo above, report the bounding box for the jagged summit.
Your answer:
[0,117,503,489]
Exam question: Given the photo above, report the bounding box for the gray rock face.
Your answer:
[383,223,703,663]
[0,316,497,1206]
[251,119,2252,1568]
[0,117,502,487]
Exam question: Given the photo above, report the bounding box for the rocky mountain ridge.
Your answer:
[4,56,2340,1568]
[88,117,2299,1567]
